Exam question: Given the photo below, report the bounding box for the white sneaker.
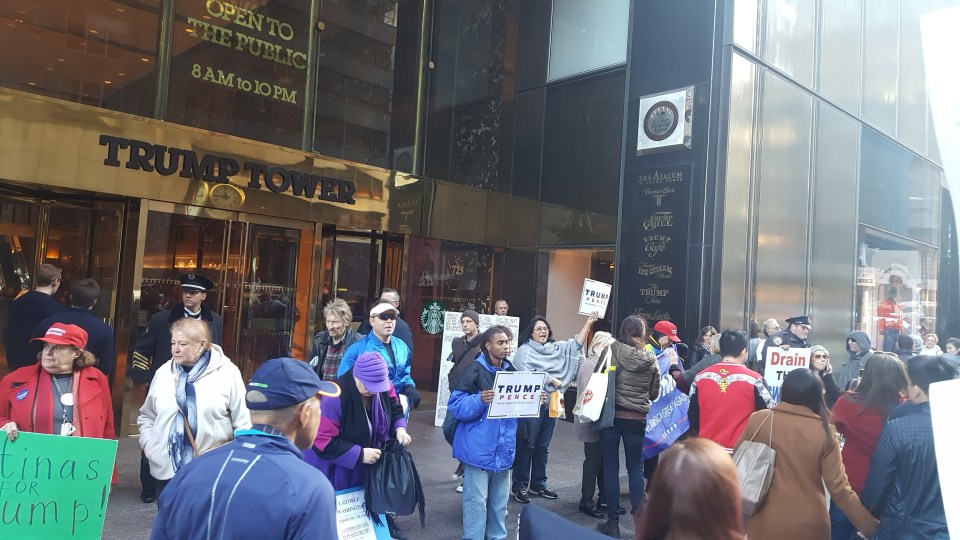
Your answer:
[456,484,463,493]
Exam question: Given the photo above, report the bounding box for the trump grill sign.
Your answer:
[764,348,811,401]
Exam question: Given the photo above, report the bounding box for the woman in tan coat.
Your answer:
[735,369,877,540]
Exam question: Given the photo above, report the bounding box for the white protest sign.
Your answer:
[435,312,520,427]
[487,371,547,419]
[579,278,612,318]
[930,378,960,539]
[335,487,390,540]
[763,347,811,402]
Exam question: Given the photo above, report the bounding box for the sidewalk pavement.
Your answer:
[102,401,637,539]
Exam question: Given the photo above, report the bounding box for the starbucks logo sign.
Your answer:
[420,300,445,335]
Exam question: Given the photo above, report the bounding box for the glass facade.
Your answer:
[725,0,954,355]
[546,0,628,81]
[0,0,160,117]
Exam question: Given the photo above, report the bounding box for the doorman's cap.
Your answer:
[179,273,215,291]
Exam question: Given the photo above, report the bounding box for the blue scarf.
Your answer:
[168,350,211,472]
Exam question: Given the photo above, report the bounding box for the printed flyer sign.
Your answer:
[763,347,811,401]
[579,279,612,318]
[334,487,390,540]
[0,432,118,539]
[434,312,520,427]
[486,371,547,419]
[930,378,960,539]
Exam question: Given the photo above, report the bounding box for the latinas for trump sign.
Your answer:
[0,432,117,539]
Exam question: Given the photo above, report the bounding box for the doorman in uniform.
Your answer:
[130,272,223,503]
[758,315,811,378]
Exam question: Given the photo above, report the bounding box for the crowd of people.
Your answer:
[1,264,957,539]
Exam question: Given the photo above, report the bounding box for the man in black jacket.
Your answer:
[32,278,115,378]
[4,263,63,370]
[130,272,222,503]
[308,298,362,381]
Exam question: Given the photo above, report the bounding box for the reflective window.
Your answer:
[854,231,938,354]
[547,0,628,81]
[424,0,519,191]
[165,0,312,149]
[539,72,624,246]
[313,0,399,167]
[859,128,940,245]
[0,0,160,117]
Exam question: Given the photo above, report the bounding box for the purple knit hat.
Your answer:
[353,352,390,392]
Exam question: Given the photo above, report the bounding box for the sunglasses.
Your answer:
[812,354,829,359]
[377,313,397,321]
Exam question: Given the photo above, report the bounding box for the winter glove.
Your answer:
[402,385,421,409]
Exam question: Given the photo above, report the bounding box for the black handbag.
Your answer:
[364,439,425,528]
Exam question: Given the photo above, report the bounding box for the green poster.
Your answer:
[0,432,118,539]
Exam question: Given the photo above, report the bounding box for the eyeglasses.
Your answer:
[377,314,397,321]
[533,326,549,333]
[812,354,829,359]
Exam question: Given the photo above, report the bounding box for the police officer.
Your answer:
[131,272,223,503]
[757,315,811,377]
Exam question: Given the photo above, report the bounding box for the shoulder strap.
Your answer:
[745,409,774,444]
[177,404,201,456]
[595,346,612,373]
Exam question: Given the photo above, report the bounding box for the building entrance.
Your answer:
[0,188,125,378]
[120,201,315,435]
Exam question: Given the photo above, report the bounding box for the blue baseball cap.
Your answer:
[246,357,340,410]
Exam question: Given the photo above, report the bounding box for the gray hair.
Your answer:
[322,298,353,324]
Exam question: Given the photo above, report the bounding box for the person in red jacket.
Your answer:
[829,353,908,540]
[1,322,115,443]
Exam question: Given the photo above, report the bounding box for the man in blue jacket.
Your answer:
[449,325,542,540]
[862,354,956,539]
[152,357,341,540]
[338,301,420,409]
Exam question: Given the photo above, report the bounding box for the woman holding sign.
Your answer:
[510,312,597,504]
[1,323,114,444]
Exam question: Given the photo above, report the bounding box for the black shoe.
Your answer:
[579,503,605,519]
[140,490,156,504]
[512,489,531,504]
[597,518,621,538]
[530,487,558,499]
[596,502,626,515]
[386,515,407,540]
[452,462,464,480]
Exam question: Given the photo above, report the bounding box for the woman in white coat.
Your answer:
[138,318,250,494]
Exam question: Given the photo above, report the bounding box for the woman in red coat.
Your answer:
[0,322,115,445]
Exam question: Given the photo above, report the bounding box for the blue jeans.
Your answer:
[882,329,900,353]
[829,500,858,540]
[462,464,510,540]
[512,405,558,491]
[600,424,646,520]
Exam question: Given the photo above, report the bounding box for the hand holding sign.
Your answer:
[480,390,495,404]
[2,420,18,441]
[579,279,612,318]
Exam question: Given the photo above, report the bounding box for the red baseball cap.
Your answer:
[32,323,88,349]
[653,321,682,343]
